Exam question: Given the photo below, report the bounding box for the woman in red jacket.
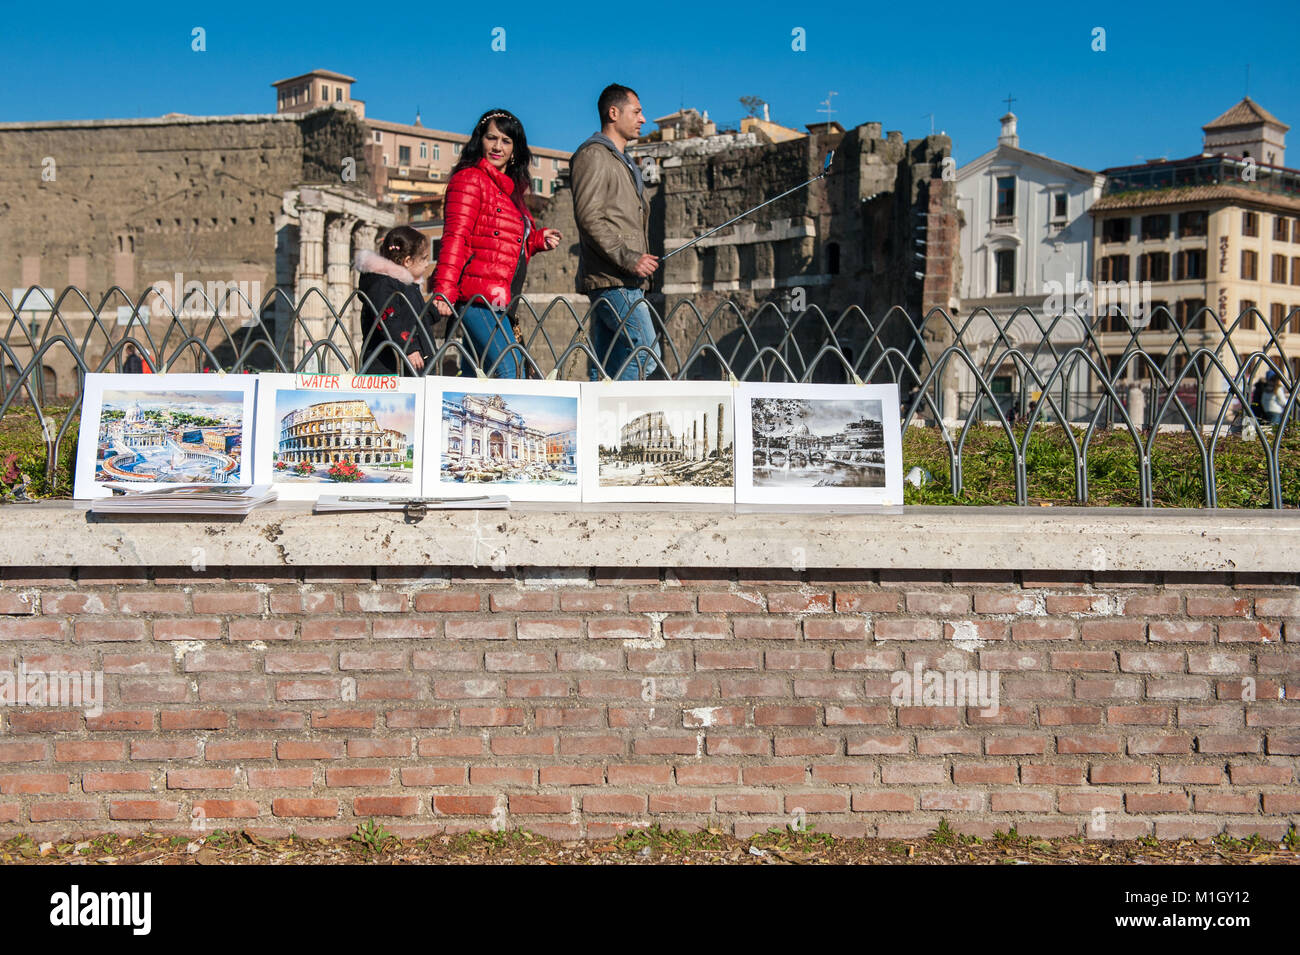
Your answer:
[431,108,561,377]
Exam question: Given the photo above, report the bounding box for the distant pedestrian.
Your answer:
[571,84,660,380]
[357,226,434,375]
[122,343,144,374]
[431,108,562,379]
[1262,371,1290,426]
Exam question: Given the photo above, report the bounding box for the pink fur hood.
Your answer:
[355,250,416,285]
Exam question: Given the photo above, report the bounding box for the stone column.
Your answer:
[326,215,358,370]
[351,222,379,355]
[717,403,724,455]
[295,206,328,372]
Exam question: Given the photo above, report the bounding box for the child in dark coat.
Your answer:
[356,226,435,375]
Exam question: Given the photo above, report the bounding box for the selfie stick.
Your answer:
[661,150,835,261]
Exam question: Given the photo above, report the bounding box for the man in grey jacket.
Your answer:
[570,84,660,380]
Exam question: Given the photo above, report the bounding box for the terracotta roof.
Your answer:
[1202,97,1289,132]
[271,69,356,87]
[1090,183,1300,213]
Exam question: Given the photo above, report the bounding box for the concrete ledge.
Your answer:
[3,502,1299,572]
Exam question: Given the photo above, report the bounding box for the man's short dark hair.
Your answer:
[598,84,638,126]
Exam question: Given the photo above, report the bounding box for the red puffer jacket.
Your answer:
[433,158,547,307]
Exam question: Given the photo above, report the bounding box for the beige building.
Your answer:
[1089,98,1300,416]
[273,70,571,240]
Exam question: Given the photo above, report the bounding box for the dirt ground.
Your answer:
[4,822,1298,865]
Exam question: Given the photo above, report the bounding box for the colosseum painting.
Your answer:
[254,374,422,498]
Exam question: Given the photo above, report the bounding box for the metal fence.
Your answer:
[2,287,1297,507]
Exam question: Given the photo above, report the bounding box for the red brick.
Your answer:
[515,619,582,641]
[372,619,441,640]
[54,741,127,762]
[1059,790,1123,813]
[311,709,377,729]
[230,620,297,642]
[898,707,962,727]
[1125,791,1190,812]
[1056,736,1122,754]
[785,791,850,813]
[192,592,263,614]
[1195,734,1261,754]
[0,741,47,762]
[607,765,673,785]
[846,735,910,755]
[768,592,832,614]
[277,741,345,760]
[153,619,222,641]
[1120,651,1184,673]
[412,592,480,612]
[584,793,647,813]
[985,736,1048,756]
[31,801,98,821]
[697,592,765,613]
[852,792,913,811]
[706,736,769,756]
[0,773,69,794]
[110,799,180,820]
[7,711,81,734]
[1021,764,1085,785]
[193,799,260,818]
[953,764,1017,784]
[205,741,274,761]
[881,763,946,784]
[991,791,1052,812]
[1149,621,1213,643]
[87,710,152,732]
[510,794,573,814]
[489,592,556,612]
[1122,594,1181,615]
[1127,735,1193,755]
[131,740,200,760]
[82,772,151,792]
[628,593,694,613]
[346,738,412,758]
[538,765,603,785]
[116,592,189,614]
[1228,764,1292,784]
[1090,765,1154,784]
[921,791,984,812]
[433,795,498,815]
[326,768,393,787]
[775,737,840,756]
[1012,620,1075,641]
[835,592,901,613]
[558,736,624,756]
[1194,792,1258,813]
[400,767,465,786]
[874,619,940,641]
[161,710,229,730]
[980,650,1046,670]
[588,618,652,640]
[905,592,971,615]
[648,793,712,813]
[272,798,339,818]
[918,735,981,755]
[1080,621,1145,642]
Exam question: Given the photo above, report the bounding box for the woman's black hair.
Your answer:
[378,225,429,266]
[452,108,533,213]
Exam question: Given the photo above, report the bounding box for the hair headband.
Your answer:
[480,111,512,125]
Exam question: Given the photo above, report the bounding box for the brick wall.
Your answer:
[0,565,1296,841]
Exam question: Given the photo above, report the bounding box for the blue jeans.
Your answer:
[587,287,660,380]
[458,303,520,378]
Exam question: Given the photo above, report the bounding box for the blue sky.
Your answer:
[4,0,1298,172]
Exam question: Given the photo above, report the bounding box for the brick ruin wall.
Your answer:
[0,564,1295,842]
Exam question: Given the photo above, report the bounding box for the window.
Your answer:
[1178,210,1208,237]
[336,88,343,102]
[454,143,461,155]
[1103,217,1131,243]
[552,158,559,171]
[1292,306,1300,334]
[1138,252,1170,282]
[1241,249,1258,280]
[419,142,427,159]
[1140,214,1170,240]
[1272,254,1287,284]
[1275,216,1291,241]
[321,84,329,100]
[1147,301,1170,331]
[532,177,543,193]
[374,131,382,143]
[995,177,1015,219]
[399,145,411,164]
[1177,298,1207,329]
[995,249,1015,293]
[1051,192,1067,219]
[827,242,841,275]
[1242,211,1258,237]
[1175,248,1206,280]
[1239,300,1256,329]
[532,157,540,168]
[433,144,440,160]
[1294,219,1300,243]
[1293,257,1300,285]
[1271,303,1287,330]
[1100,254,1130,282]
